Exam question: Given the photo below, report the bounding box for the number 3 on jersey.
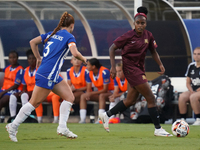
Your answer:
[44,41,53,57]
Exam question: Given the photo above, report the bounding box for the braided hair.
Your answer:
[44,12,75,43]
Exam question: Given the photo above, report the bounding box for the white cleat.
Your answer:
[192,118,200,125]
[5,123,18,142]
[154,127,173,137]
[99,112,110,132]
[57,126,78,139]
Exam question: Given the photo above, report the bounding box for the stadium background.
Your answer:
[0,0,199,78]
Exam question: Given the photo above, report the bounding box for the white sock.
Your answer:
[54,116,59,122]
[109,102,116,110]
[58,101,72,128]
[11,102,35,129]
[109,98,120,118]
[9,94,17,117]
[37,116,42,123]
[80,109,87,122]
[21,93,29,106]
[97,109,105,121]
[98,109,105,117]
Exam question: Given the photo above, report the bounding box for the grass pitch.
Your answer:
[0,123,200,150]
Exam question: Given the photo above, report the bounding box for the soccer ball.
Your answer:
[171,120,190,137]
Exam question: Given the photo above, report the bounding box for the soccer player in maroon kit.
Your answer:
[99,6,172,137]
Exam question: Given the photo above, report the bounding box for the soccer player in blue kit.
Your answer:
[6,12,87,142]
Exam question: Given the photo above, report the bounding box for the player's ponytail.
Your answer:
[44,12,75,43]
[134,6,148,20]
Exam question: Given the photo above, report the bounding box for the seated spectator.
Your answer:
[79,58,114,123]
[178,47,200,125]
[67,56,87,104]
[0,51,24,118]
[108,61,127,122]
[9,49,60,123]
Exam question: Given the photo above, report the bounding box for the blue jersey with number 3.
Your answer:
[37,29,76,82]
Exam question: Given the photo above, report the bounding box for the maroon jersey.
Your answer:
[113,29,157,86]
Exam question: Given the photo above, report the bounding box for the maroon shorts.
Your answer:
[123,66,147,87]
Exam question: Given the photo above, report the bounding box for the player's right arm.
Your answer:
[109,43,118,79]
[29,36,42,68]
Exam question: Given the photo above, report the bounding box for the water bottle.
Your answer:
[158,88,164,97]
[174,91,178,101]
[90,115,95,123]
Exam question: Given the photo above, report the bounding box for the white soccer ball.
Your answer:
[171,120,190,137]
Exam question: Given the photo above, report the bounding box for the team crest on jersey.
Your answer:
[190,70,195,75]
[144,39,148,44]
[142,75,146,80]
[104,79,109,83]
[16,79,21,83]
[48,80,53,87]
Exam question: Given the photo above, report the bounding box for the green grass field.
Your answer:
[0,123,200,150]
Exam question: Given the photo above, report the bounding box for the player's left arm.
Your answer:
[69,42,87,64]
[149,37,165,75]
[150,48,165,75]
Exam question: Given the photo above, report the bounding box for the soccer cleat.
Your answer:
[5,123,18,142]
[154,128,173,137]
[99,112,110,132]
[192,118,200,125]
[57,126,78,139]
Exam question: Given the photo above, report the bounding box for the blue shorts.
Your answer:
[35,73,63,90]
[0,89,18,96]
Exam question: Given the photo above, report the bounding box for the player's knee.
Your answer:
[67,94,75,103]
[80,93,87,100]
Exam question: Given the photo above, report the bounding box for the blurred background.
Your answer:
[0,0,199,77]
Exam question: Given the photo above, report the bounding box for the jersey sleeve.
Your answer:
[67,35,76,47]
[21,75,26,85]
[185,63,192,77]
[113,32,130,49]
[66,68,71,80]
[15,69,24,85]
[114,78,118,86]
[86,72,91,83]
[85,69,89,80]
[102,69,110,84]
[148,33,158,51]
